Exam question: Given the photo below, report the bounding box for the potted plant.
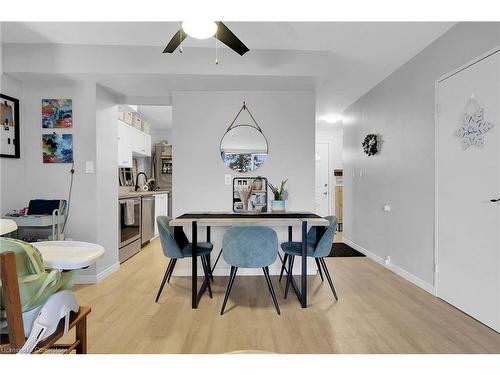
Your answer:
[269,179,288,212]
[252,176,263,190]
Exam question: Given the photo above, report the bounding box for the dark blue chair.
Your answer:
[280,216,338,301]
[155,216,214,302]
[220,226,281,315]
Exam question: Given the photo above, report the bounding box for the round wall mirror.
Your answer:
[220,124,268,173]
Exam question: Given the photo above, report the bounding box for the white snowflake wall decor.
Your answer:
[455,98,495,150]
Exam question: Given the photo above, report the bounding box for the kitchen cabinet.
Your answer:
[131,127,151,157]
[154,193,168,237]
[118,121,133,167]
[117,120,151,167]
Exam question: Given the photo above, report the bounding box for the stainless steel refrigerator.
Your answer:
[151,142,172,216]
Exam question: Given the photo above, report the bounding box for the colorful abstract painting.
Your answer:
[42,99,73,128]
[42,134,73,163]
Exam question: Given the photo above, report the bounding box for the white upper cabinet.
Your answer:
[131,127,151,157]
[118,120,152,167]
[118,121,133,167]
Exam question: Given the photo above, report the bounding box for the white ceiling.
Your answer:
[137,105,172,130]
[2,22,453,52]
[2,22,455,126]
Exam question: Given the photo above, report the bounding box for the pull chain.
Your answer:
[215,29,219,65]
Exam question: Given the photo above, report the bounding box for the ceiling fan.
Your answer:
[162,21,249,57]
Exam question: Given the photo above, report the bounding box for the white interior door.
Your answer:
[315,143,330,217]
[437,49,500,332]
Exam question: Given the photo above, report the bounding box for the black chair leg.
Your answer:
[284,255,295,299]
[167,258,177,283]
[319,257,338,301]
[315,258,324,282]
[155,258,175,302]
[221,266,238,315]
[201,256,213,298]
[263,267,281,315]
[205,255,214,281]
[211,248,223,275]
[279,253,288,282]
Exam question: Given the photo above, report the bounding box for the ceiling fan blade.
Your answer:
[215,22,249,56]
[163,29,188,53]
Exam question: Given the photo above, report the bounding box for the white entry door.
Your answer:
[315,143,330,217]
[437,49,500,332]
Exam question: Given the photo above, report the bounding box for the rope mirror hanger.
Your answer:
[225,101,263,133]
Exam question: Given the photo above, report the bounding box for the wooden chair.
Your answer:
[0,251,90,354]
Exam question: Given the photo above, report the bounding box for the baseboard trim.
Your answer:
[343,238,436,295]
[74,262,120,284]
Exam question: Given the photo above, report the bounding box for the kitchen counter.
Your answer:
[119,190,169,199]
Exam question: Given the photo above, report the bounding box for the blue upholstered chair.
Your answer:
[155,216,214,302]
[220,226,281,315]
[280,216,339,301]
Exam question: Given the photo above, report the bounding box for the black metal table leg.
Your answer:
[192,220,198,309]
[206,226,211,276]
[301,220,307,308]
[288,226,292,241]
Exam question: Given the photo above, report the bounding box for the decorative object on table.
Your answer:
[252,176,263,190]
[42,99,73,128]
[455,95,495,149]
[232,177,268,213]
[0,93,20,158]
[238,186,253,211]
[42,133,73,163]
[220,101,268,173]
[362,134,378,156]
[269,179,288,212]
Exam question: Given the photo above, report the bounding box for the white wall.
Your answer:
[0,74,24,215]
[0,78,119,282]
[343,22,500,290]
[151,128,172,144]
[95,84,120,275]
[172,90,316,275]
[316,127,343,213]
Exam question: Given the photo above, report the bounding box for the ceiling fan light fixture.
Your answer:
[181,21,218,39]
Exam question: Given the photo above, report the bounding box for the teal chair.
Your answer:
[220,226,280,315]
[155,216,214,302]
[280,216,338,301]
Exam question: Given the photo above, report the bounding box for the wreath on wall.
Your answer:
[362,134,378,156]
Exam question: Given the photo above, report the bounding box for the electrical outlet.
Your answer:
[225,174,232,185]
[384,256,391,266]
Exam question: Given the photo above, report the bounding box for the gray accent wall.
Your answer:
[343,22,500,286]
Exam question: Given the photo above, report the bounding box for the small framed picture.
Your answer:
[42,99,73,128]
[0,93,21,158]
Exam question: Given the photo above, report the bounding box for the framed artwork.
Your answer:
[42,99,73,128]
[0,93,20,158]
[42,133,73,163]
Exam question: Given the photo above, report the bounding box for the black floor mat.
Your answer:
[328,242,365,257]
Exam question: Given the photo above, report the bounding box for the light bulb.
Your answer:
[322,114,343,124]
[181,21,218,39]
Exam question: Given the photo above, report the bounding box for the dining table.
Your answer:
[169,212,329,309]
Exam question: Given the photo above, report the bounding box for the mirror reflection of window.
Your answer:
[220,124,268,173]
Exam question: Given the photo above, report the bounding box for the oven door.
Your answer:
[119,198,141,248]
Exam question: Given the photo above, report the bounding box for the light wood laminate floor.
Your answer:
[72,239,500,354]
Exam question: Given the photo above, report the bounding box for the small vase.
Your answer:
[253,180,262,190]
[272,200,285,212]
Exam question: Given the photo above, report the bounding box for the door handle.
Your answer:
[490,198,500,202]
